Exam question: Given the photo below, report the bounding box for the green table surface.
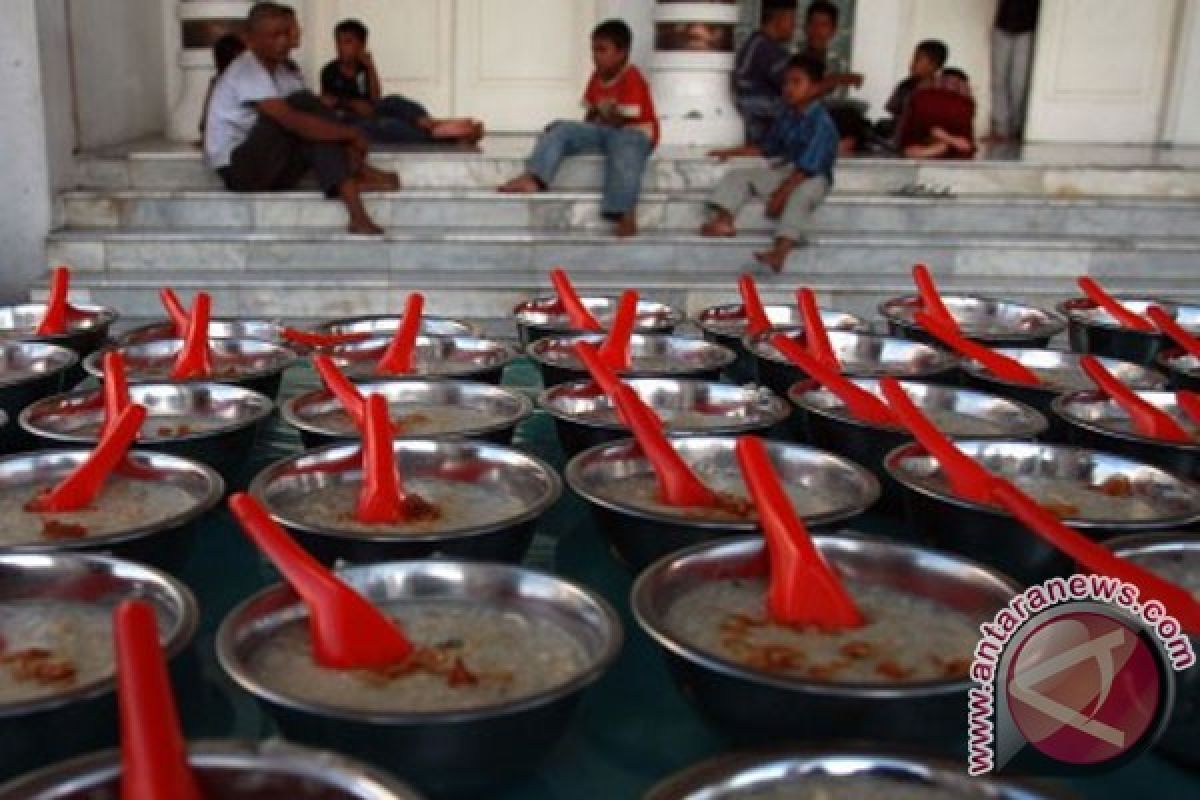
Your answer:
[163,360,1199,799]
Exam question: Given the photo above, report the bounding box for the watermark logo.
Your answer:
[968,574,1194,776]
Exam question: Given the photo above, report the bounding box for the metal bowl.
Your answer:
[1159,348,1200,393]
[1053,389,1200,481]
[117,317,285,348]
[745,330,959,398]
[83,339,298,401]
[886,440,1200,585]
[566,436,879,570]
[0,303,117,359]
[314,314,479,340]
[0,450,224,573]
[0,553,197,780]
[646,747,1073,799]
[19,383,274,483]
[0,343,79,444]
[632,534,1018,749]
[216,560,622,796]
[880,294,1066,348]
[327,335,518,386]
[513,295,684,347]
[249,439,561,565]
[1058,296,1197,366]
[283,380,532,450]
[960,348,1167,437]
[0,739,424,799]
[694,303,870,384]
[526,333,736,388]
[539,379,791,458]
[1105,532,1200,770]
[790,378,1048,514]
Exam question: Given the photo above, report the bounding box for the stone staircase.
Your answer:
[46,140,1200,324]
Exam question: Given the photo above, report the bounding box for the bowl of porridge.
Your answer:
[327,335,518,386]
[1058,297,1198,366]
[117,317,287,349]
[632,534,1018,749]
[0,303,117,361]
[313,314,478,342]
[0,553,196,780]
[216,560,621,795]
[0,343,79,439]
[527,333,736,388]
[1158,348,1200,394]
[880,294,1065,349]
[514,295,683,348]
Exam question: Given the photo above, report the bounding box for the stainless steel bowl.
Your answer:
[745,330,959,397]
[249,439,561,565]
[539,378,791,458]
[1159,348,1200,393]
[84,339,298,401]
[880,294,1066,348]
[117,317,285,348]
[328,335,518,385]
[632,534,1018,749]
[0,739,424,799]
[960,348,1167,437]
[527,333,736,388]
[0,553,197,780]
[1058,296,1193,366]
[790,378,1048,514]
[216,560,622,796]
[283,380,533,450]
[0,343,79,444]
[314,315,479,340]
[0,303,118,359]
[694,303,870,384]
[1054,389,1200,480]
[886,439,1200,585]
[566,436,879,570]
[1106,532,1200,770]
[0,450,224,573]
[514,295,684,347]
[19,383,273,483]
[646,747,1071,799]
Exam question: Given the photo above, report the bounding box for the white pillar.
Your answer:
[649,1,744,147]
[166,0,252,142]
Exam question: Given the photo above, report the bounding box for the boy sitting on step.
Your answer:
[498,19,659,238]
[701,55,838,274]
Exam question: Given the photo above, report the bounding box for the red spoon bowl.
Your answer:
[884,439,1200,585]
[1052,389,1200,480]
[1104,532,1200,769]
[327,334,518,385]
[514,295,683,348]
[215,560,621,796]
[630,532,1018,750]
[879,293,1065,349]
[744,329,959,398]
[565,436,879,570]
[0,302,117,359]
[0,552,197,782]
[0,448,223,574]
[1058,295,1181,366]
[527,333,736,388]
[247,438,560,566]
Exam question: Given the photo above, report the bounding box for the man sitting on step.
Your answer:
[203,2,398,235]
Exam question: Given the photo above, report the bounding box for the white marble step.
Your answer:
[57,189,1200,238]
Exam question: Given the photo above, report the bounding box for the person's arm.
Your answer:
[361,52,382,103]
[256,97,366,148]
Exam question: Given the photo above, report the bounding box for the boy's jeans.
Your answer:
[527,121,654,216]
[708,165,830,242]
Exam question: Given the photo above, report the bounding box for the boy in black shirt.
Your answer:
[733,0,797,145]
[320,19,484,145]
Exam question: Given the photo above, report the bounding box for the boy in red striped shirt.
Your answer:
[499,19,658,238]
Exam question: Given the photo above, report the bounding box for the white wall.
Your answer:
[37,0,77,193]
[601,0,655,69]
[1165,0,1200,144]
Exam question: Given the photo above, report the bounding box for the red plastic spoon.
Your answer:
[575,342,719,508]
[771,334,897,426]
[169,293,214,380]
[1178,391,1200,429]
[100,351,133,439]
[376,293,424,376]
[158,288,190,336]
[914,310,1042,386]
[1077,277,1155,332]
[912,263,957,329]
[879,376,994,504]
[796,288,838,368]
[1147,305,1200,360]
[229,493,414,668]
[597,289,639,370]
[736,436,865,629]
[36,266,80,336]
[990,480,1200,635]
[356,393,411,524]
[26,404,148,513]
[550,268,603,331]
[1080,355,1191,443]
[738,274,773,336]
[312,354,368,430]
[280,327,371,349]
[114,600,204,800]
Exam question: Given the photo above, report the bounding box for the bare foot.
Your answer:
[701,219,736,237]
[360,166,401,191]
[753,248,789,274]
[614,213,637,238]
[498,174,543,193]
[347,218,385,235]
[431,119,477,139]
